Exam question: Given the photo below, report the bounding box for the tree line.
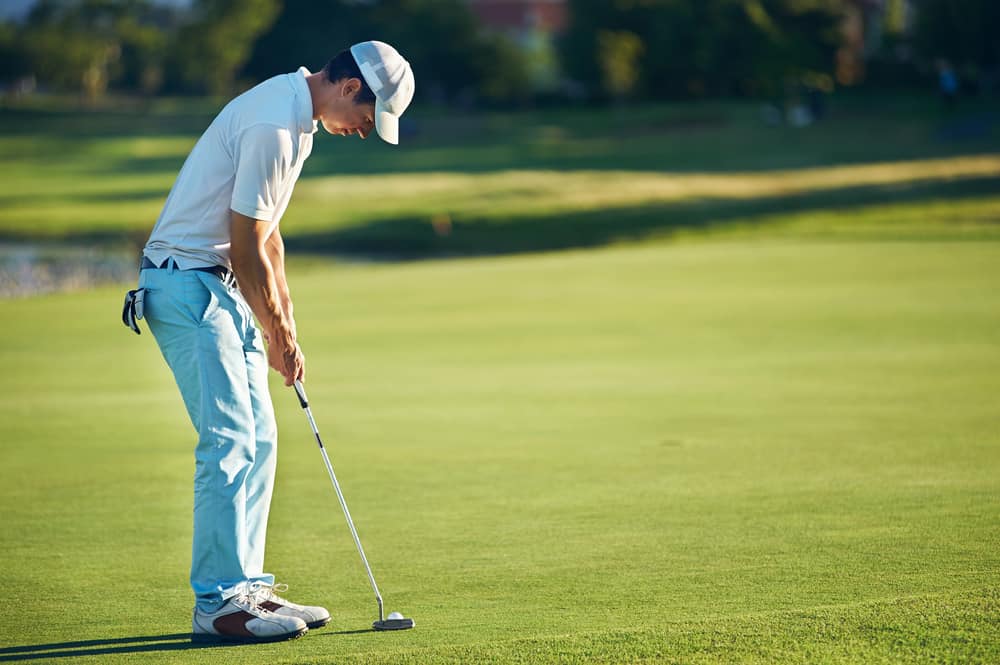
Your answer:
[0,0,995,103]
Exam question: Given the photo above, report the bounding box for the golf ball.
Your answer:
[387,611,404,620]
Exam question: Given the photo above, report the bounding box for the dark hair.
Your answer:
[322,49,377,106]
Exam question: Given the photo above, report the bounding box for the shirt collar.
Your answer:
[292,66,318,135]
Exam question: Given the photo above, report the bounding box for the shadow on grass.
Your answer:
[0,634,242,661]
[0,628,381,661]
[283,174,1000,260]
[5,103,998,178]
[0,107,217,139]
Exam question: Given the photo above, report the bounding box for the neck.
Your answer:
[306,72,326,120]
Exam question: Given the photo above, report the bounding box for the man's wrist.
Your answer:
[266,320,295,347]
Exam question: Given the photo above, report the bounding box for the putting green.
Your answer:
[1,236,998,663]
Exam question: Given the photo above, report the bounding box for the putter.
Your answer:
[293,380,415,632]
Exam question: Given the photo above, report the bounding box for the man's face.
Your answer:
[319,81,375,139]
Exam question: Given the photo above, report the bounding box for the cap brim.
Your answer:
[375,99,399,145]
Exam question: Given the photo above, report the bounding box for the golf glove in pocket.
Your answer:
[122,288,145,335]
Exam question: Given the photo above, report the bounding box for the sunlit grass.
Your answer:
[286,155,1000,232]
[298,154,1000,208]
[662,194,1000,243]
[2,238,998,663]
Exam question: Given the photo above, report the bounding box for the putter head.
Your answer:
[373,617,415,631]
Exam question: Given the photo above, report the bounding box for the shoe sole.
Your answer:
[307,617,331,630]
[191,626,308,644]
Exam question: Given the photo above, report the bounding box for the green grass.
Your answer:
[1,94,999,662]
[2,237,999,663]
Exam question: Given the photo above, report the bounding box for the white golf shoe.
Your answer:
[192,590,308,643]
[249,582,332,629]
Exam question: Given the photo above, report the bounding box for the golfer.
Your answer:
[132,42,414,642]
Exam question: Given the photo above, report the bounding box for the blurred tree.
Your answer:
[164,0,281,95]
[242,0,372,81]
[561,0,843,101]
[114,6,175,96]
[19,0,125,100]
[470,31,533,105]
[912,0,1000,91]
[597,30,644,100]
[243,0,533,106]
[10,0,179,98]
[368,0,511,104]
[0,22,33,85]
[523,17,561,94]
[739,0,843,98]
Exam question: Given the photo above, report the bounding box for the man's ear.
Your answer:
[341,77,362,99]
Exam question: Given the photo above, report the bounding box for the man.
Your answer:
[127,41,415,643]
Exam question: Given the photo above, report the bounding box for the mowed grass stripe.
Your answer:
[1,154,998,242]
[290,154,1000,223]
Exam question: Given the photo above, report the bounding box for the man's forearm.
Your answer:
[264,229,294,330]
[233,246,293,341]
[230,214,293,343]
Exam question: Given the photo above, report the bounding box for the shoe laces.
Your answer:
[247,581,289,604]
[228,582,289,616]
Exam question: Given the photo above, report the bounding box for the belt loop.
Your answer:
[167,257,175,274]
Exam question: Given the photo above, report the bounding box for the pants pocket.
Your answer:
[183,272,218,324]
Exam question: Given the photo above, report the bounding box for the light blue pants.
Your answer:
[138,262,276,612]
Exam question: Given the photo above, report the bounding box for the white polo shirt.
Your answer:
[144,67,318,270]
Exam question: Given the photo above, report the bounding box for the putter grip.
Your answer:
[293,380,309,408]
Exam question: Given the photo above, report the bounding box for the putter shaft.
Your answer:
[293,381,385,622]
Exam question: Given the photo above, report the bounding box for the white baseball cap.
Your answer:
[349,41,415,145]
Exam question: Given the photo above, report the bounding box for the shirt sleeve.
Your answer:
[231,123,294,222]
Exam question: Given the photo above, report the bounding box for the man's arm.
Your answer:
[264,223,296,340]
[230,210,303,386]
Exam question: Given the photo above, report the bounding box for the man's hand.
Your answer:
[264,328,305,386]
[267,334,305,386]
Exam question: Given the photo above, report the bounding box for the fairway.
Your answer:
[2,235,998,663]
